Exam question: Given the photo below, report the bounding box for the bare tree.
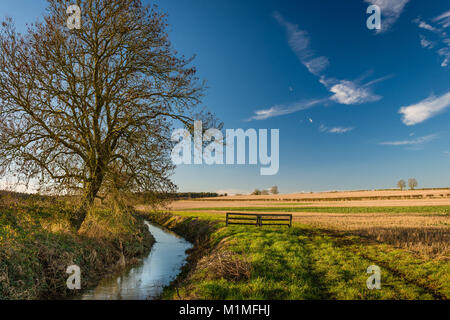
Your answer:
[252,189,261,195]
[270,186,279,195]
[408,178,418,190]
[397,180,406,191]
[0,0,217,229]
[260,189,269,195]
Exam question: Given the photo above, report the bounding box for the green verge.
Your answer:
[180,206,450,215]
[0,201,153,299]
[146,211,449,300]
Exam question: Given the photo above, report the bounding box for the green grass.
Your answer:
[160,211,449,300]
[179,206,450,215]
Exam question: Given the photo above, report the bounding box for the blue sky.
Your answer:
[1,0,450,194]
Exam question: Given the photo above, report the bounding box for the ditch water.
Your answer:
[78,221,192,300]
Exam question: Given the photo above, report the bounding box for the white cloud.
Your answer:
[433,10,450,28]
[304,56,330,75]
[319,124,354,134]
[365,0,410,33]
[414,18,435,31]
[329,80,381,105]
[419,34,434,48]
[444,151,450,156]
[328,127,354,134]
[399,91,450,125]
[248,99,326,121]
[380,134,437,146]
[319,74,388,105]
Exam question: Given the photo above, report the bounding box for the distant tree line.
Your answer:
[160,192,220,199]
[252,186,279,195]
[0,190,223,205]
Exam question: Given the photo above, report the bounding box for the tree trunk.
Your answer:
[73,173,104,231]
[73,198,94,232]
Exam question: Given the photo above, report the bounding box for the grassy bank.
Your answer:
[0,198,154,299]
[140,210,449,300]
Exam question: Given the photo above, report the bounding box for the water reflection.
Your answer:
[79,221,192,300]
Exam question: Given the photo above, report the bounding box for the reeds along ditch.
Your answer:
[0,199,154,299]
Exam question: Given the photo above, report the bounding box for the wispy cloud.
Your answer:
[247,99,326,121]
[399,91,450,126]
[304,56,330,75]
[273,12,329,76]
[414,12,450,67]
[363,74,394,86]
[415,19,435,31]
[249,12,390,121]
[433,10,450,28]
[419,34,434,48]
[379,134,437,146]
[319,124,354,134]
[275,11,387,103]
[365,0,410,33]
[437,48,450,67]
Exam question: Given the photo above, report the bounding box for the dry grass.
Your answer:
[196,251,252,282]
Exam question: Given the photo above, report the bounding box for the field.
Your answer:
[164,189,450,259]
[137,189,450,300]
[2,188,449,300]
